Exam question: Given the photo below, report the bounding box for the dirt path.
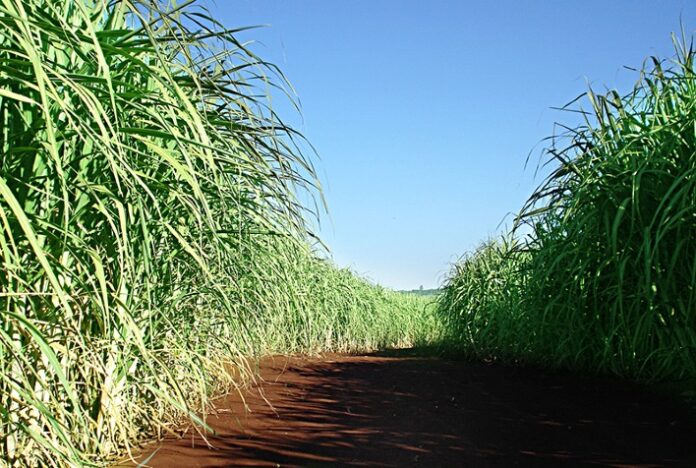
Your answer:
[132,351,696,467]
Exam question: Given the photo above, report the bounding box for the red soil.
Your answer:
[127,351,696,467]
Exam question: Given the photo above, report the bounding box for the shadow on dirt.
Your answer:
[140,350,696,467]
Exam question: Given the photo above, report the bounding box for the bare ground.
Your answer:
[127,351,696,467]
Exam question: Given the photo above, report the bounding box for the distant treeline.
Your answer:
[401,288,442,297]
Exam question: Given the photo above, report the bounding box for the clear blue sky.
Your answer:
[206,0,696,290]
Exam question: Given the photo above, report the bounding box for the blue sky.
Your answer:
[206,0,696,290]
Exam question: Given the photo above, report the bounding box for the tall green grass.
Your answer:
[0,1,441,466]
[437,237,530,359]
[439,37,696,383]
[246,245,443,355]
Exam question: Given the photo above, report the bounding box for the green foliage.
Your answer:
[437,238,530,358]
[439,37,696,383]
[246,246,443,354]
[0,1,442,466]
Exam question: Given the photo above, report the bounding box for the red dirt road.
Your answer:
[132,352,696,467]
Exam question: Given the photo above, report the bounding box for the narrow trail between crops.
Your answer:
[134,351,696,467]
